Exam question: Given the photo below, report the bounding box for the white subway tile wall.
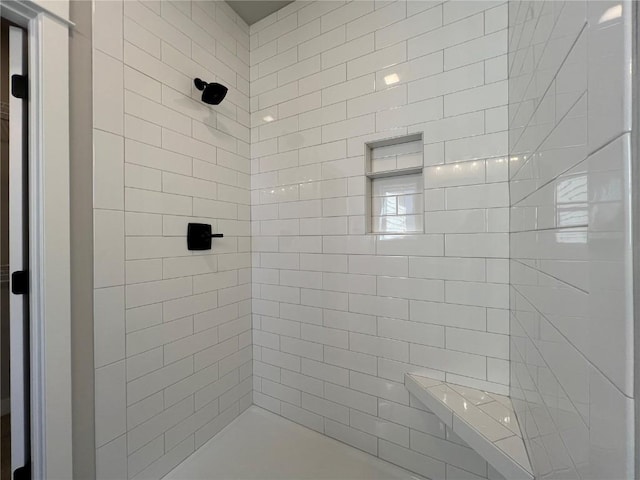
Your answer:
[251,1,509,478]
[87,1,639,478]
[93,2,252,478]
[509,1,635,478]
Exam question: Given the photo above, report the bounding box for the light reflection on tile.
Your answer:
[371,173,423,234]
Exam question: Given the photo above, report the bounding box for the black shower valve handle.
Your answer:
[199,232,224,239]
[187,223,223,250]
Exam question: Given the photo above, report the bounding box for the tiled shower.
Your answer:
[89,1,635,479]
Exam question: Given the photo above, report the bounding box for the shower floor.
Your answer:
[164,406,421,480]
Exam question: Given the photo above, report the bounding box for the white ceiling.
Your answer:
[226,1,295,25]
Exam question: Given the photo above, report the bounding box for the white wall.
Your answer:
[91,2,252,478]
[250,1,510,478]
[508,0,635,478]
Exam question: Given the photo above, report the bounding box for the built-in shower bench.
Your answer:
[404,374,533,480]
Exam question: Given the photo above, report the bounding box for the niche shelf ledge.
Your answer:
[365,166,423,179]
[404,374,533,480]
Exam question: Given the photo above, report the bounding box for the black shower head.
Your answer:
[194,78,228,105]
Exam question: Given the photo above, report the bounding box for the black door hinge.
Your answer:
[11,74,27,100]
[11,270,28,295]
[13,464,30,480]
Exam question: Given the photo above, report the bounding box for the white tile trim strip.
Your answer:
[404,374,532,480]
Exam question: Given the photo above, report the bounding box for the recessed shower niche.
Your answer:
[365,133,424,234]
